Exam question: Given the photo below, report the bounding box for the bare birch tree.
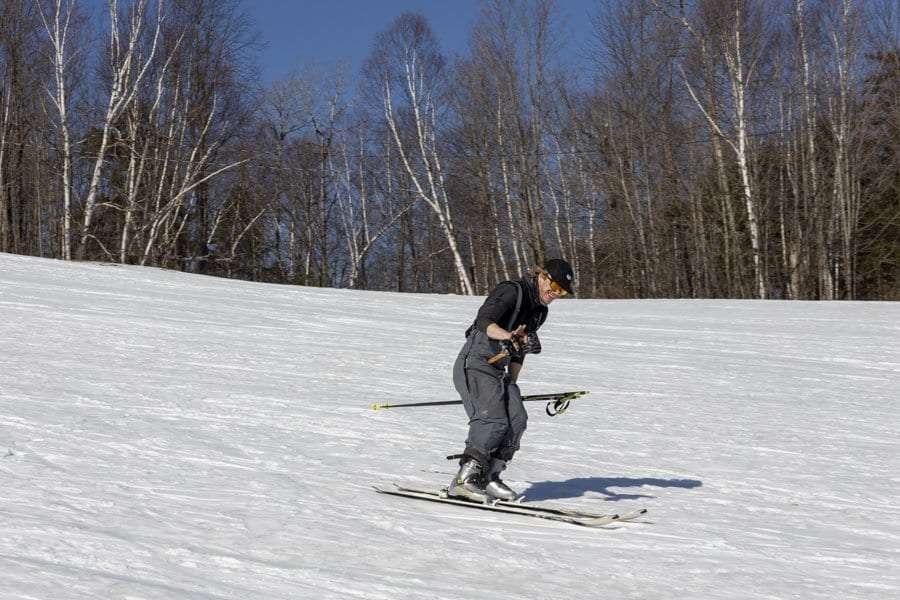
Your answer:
[365,12,474,295]
[78,0,164,259]
[654,0,769,298]
[38,0,84,260]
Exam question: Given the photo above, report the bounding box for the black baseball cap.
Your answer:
[544,258,574,294]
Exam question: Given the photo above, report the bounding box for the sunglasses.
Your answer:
[543,271,568,296]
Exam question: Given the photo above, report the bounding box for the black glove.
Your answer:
[521,332,541,355]
[500,339,523,361]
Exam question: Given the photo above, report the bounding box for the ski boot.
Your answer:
[485,458,518,501]
[447,458,488,503]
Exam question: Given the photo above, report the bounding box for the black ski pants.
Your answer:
[452,331,528,465]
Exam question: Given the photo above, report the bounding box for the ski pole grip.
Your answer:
[487,351,507,365]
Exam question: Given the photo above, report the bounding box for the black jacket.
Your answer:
[467,275,548,365]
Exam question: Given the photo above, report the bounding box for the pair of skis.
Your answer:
[373,390,647,527]
[374,484,647,528]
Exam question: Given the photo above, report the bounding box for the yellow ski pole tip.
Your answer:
[371,403,381,410]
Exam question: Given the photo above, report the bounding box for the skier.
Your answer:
[448,259,574,502]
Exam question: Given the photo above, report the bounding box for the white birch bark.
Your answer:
[829,0,859,298]
[496,98,524,275]
[0,83,11,253]
[667,1,766,298]
[38,0,76,260]
[78,0,164,258]
[382,51,473,295]
[138,84,247,264]
[723,14,766,300]
[486,170,510,281]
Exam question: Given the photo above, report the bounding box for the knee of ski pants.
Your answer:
[492,383,527,462]
[463,371,513,455]
[506,383,528,434]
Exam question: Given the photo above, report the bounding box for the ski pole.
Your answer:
[370,391,589,416]
[371,399,462,410]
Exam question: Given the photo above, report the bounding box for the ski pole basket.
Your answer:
[546,396,572,416]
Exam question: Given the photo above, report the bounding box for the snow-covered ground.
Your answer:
[1,252,898,600]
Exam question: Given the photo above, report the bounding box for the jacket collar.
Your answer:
[522,274,541,306]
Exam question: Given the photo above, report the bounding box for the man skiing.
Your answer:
[448,259,574,502]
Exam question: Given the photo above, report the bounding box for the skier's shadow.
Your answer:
[522,477,703,502]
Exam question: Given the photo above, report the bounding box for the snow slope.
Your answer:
[1,252,898,600]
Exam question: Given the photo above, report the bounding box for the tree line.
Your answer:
[1,0,897,299]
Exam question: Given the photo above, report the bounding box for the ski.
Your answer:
[374,483,647,528]
[398,484,648,520]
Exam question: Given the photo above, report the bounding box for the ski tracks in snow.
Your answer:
[1,254,898,599]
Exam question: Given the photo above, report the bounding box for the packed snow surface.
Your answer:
[1,252,898,600]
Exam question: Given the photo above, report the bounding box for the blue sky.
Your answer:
[243,0,600,83]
